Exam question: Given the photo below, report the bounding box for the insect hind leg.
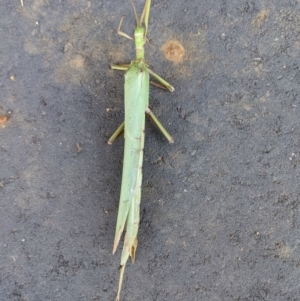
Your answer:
[146,108,174,143]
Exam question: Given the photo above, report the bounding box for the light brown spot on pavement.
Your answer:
[252,10,269,29]
[162,40,185,64]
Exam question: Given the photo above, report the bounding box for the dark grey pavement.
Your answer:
[1,1,300,300]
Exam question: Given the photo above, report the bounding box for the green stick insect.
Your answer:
[108,0,174,299]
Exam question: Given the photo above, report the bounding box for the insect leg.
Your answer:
[108,122,125,145]
[117,16,133,40]
[148,68,174,92]
[111,64,130,71]
[146,108,174,143]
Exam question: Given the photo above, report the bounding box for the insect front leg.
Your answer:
[117,16,133,40]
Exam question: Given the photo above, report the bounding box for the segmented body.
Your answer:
[109,2,174,299]
[113,61,149,265]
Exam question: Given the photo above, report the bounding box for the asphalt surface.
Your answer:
[1,1,300,300]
